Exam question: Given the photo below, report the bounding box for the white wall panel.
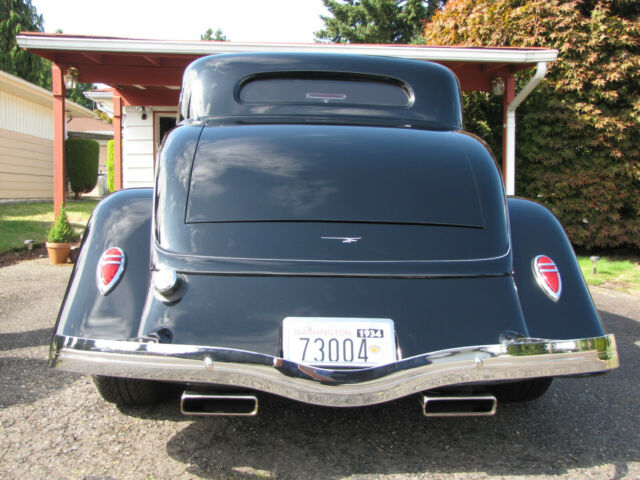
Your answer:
[0,91,53,140]
[0,128,53,199]
[122,107,154,188]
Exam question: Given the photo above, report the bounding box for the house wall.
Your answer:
[0,128,53,199]
[0,90,54,199]
[0,90,53,140]
[122,106,176,188]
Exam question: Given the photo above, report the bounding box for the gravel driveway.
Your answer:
[1,258,638,480]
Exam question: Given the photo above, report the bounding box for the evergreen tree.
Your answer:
[315,0,445,44]
[201,28,228,41]
[0,0,49,87]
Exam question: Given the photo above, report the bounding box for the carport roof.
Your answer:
[17,33,557,105]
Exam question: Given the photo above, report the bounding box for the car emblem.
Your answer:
[97,247,126,295]
[321,236,362,244]
[532,255,562,302]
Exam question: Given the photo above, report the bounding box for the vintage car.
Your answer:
[51,53,618,417]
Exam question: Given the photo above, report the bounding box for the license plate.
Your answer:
[282,317,396,367]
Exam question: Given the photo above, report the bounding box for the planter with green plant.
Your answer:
[46,205,74,264]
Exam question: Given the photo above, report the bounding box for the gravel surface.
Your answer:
[0,259,638,480]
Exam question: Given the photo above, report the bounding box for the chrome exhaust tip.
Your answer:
[422,394,497,417]
[181,391,258,416]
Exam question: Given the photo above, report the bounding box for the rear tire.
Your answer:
[92,375,167,406]
[489,377,553,403]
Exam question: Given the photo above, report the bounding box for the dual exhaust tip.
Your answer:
[180,391,497,417]
[181,391,259,416]
[421,394,497,417]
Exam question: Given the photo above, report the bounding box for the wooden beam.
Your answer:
[113,95,123,190]
[116,88,180,106]
[51,63,66,218]
[81,52,103,64]
[76,64,185,86]
[142,55,161,67]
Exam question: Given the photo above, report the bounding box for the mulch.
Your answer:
[0,245,48,268]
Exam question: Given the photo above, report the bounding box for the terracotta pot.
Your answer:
[46,242,71,264]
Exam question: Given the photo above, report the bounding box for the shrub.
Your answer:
[47,204,74,243]
[66,138,99,198]
[106,139,114,193]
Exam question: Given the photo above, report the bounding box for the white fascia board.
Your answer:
[16,35,558,64]
[85,91,114,117]
[85,90,114,100]
[65,101,95,118]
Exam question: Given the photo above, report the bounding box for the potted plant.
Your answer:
[46,204,74,264]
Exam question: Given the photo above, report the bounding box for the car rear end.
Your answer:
[50,53,618,415]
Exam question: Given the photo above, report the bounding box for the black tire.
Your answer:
[489,377,553,403]
[92,375,167,406]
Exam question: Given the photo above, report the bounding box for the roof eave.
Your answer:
[16,34,558,64]
[0,69,95,118]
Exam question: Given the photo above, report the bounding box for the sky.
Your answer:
[31,0,330,43]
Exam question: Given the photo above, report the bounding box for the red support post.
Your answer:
[113,95,123,190]
[502,75,516,184]
[51,64,66,218]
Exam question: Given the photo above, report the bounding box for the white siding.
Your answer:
[122,106,176,188]
[0,90,53,140]
[0,128,53,199]
[122,107,154,188]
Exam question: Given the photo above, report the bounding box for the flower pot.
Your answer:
[46,242,71,264]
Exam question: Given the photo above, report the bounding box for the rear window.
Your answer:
[238,74,412,107]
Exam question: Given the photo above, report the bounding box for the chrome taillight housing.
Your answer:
[97,247,126,295]
[532,255,562,302]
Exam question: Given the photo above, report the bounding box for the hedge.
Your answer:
[106,139,114,193]
[65,138,99,198]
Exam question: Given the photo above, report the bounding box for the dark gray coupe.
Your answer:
[51,53,618,416]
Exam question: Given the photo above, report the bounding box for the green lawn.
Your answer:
[0,200,98,253]
[578,256,640,295]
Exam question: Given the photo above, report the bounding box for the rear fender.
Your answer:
[508,197,605,339]
[54,189,153,340]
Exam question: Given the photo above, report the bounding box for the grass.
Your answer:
[0,200,98,253]
[578,256,640,295]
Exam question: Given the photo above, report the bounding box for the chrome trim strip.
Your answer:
[50,334,618,407]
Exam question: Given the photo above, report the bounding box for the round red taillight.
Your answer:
[532,255,562,302]
[97,247,126,295]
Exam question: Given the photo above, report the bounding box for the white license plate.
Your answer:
[282,317,396,367]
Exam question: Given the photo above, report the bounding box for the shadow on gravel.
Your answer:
[0,357,81,408]
[0,327,81,409]
[122,311,638,480]
[0,327,52,351]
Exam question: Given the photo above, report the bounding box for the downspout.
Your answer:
[505,62,547,195]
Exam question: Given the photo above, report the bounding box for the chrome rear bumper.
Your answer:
[51,334,618,407]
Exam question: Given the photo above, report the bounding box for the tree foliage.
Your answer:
[315,0,446,44]
[424,0,640,250]
[0,0,49,87]
[201,28,228,41]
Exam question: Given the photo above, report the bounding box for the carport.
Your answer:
[16,33,557,216]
